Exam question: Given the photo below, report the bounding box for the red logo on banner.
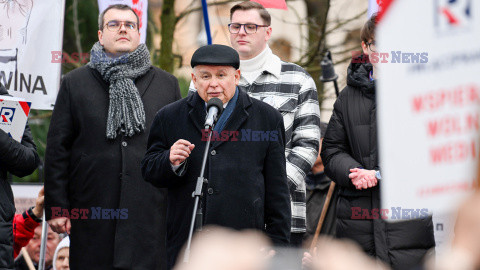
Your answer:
[377,0,394,22]
[251,0,287,10]
[437,0,472,27]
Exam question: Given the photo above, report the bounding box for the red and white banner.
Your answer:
[377,0,479,215]
[0,96,31,142]
[98,0,149,44]
[251,0,287,10]
[0,0,65,110]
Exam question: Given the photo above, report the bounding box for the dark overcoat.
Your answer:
[321,57,435,270]
[44,65,180,270]
[0,85,39,270]
[142,90,291,269]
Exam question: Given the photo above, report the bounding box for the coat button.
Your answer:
[122,141,127,147]
[207,188,214,194]
[211,150,216,156]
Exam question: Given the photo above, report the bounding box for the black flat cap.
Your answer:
[191,44,240,69]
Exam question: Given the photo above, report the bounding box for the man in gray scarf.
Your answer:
[44,4,181,269]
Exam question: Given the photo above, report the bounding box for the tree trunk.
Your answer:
[159,0,176,73]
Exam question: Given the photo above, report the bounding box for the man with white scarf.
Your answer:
[189,1,321,246]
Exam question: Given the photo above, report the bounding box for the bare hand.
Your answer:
[32,186,44,218]
[349,168,377,190]
[170,139,195,166]
[48,217,71,234]
[302,247,317,270]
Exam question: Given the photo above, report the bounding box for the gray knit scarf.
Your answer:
[88,42,151,139]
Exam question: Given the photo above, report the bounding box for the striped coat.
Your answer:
[190,53,320,232]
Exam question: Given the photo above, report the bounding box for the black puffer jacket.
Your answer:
[321,57,435,269]
[0,85,39,270]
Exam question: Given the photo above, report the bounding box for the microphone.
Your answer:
[205,98,224,128]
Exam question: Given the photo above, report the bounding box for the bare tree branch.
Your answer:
[331,45,362,56]
[323,9,367,36]
[305,53,354,73]
[176,0,238,24]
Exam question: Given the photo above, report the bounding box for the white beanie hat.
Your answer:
[53,236,70,270]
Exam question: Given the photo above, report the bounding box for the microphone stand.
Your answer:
[183,123,215,263]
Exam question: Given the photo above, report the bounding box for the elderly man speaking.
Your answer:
[142,44,291,270]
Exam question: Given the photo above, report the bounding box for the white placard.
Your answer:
[378,0,479,216]
[97,0,148,44]
[0,96,31,142]
[12,184,43,214]
[0,0,65,110]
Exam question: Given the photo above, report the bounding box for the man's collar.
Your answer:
[240,46,282,80]
[263,53,282,79]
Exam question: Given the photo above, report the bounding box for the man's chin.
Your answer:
[110,46,137,55]
[236,48,253,59]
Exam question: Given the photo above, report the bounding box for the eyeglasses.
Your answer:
[228,23,269,34]
[365,40,376,52]
[104,20,137,32]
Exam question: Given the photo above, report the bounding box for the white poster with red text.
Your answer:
[0,0,65,110]
[98,0,148,44]
[377,0,479,216]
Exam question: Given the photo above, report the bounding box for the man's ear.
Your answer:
[98,30,104,46]
[234,69,241,85]
[265,26,272,42]
[191,72,197,88]
[361,41,369,56]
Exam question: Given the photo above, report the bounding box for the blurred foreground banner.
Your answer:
[0,0,65,110]
[378,0,479,216]
[98,0,149,44]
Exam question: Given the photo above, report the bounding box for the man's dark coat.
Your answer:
[0,85,39,270]
[44,65,180,270]
[142,90,291,269]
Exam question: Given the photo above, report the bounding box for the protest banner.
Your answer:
[377,0,479,215]
[0,0,65,110]
[0,96,31,142]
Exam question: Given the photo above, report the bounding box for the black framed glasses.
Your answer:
[104,20,137,32]
[365,40,376,52]
[228,23,269,34]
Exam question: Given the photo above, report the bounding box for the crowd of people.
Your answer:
[0,2,478,270]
